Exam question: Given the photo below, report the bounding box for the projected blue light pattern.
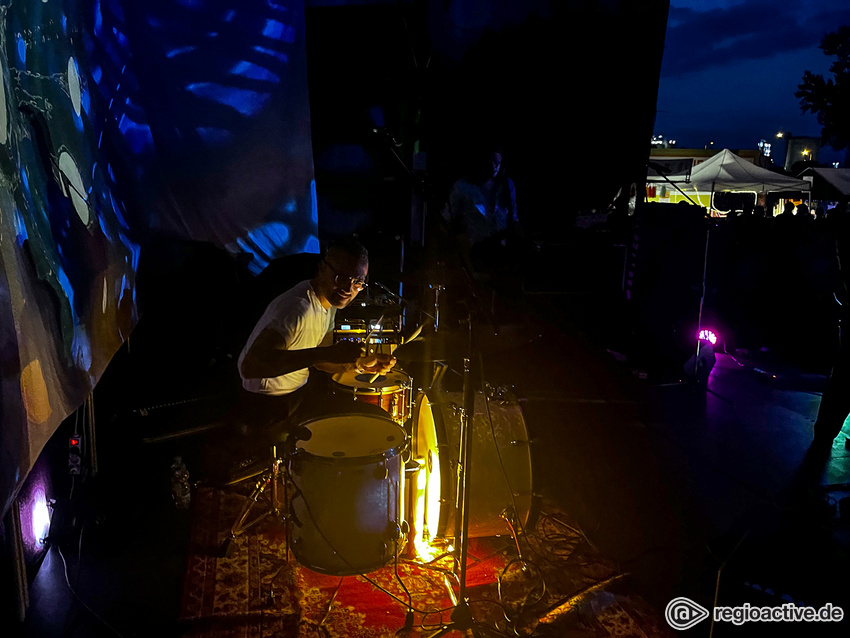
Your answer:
[0,0,140,516]
[0,0,319,517]
[85,0,318,269]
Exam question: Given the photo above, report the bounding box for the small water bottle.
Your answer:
[170,456,191,509]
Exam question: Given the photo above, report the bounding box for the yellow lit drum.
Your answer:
[409,389,533,556]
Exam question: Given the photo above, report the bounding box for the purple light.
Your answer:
[31,487,51,546]
[18,473,52,555]
[698,329,718,345]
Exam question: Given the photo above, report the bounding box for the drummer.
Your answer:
[238,236,397,432]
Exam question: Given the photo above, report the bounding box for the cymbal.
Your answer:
[392,325,541,362]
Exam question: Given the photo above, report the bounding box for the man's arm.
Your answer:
[240,328,361,379]
[313,331,354,374]
[314,332,398,376]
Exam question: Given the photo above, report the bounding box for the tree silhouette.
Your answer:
[797,26,850,160]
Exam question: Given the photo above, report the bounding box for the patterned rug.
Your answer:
[180,486,672,637]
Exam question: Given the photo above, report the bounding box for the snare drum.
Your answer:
[289,414,408,575]
[331,369,413,424]
[409,389,533,547]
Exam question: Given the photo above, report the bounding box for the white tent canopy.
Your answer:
[650,149,810,192]
[800,167,850,197]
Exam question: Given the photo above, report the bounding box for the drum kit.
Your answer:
[224,280,536,635]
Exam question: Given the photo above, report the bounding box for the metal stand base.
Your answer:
[220,444,290,560]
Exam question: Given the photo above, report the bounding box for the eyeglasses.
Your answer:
[323,260,368,291]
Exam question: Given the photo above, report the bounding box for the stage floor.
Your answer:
[20,299,850,637]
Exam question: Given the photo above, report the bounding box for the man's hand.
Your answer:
[356,353,397,376]
[325,340,364,364]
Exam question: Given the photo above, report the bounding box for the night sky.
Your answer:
[654,0,850,165]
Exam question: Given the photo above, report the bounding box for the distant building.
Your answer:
[650,134,677,149]
[781,135,820,171]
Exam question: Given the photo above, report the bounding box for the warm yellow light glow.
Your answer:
[776,132,784,138]
[413,497,440,560]
[416,465,427,489]
[802,149,810,156]
[411,461,443,561]
[410,396,445,562]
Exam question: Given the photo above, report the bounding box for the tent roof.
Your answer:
[650,149,810,192]
[800,167,850,197]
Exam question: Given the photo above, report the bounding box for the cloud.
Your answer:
[661,0,850,78]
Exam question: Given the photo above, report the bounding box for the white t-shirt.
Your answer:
[238,280,336,395]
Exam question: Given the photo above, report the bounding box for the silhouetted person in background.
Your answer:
[443,142,521,278]
[438,142,531,323]
[776,200,796,224]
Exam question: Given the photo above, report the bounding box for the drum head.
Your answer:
[411,388,533,542]
[332,369,410,394]
[297,414,406,459]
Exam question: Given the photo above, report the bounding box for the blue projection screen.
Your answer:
[0,0,317,516]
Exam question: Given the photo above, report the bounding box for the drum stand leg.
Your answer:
[499,506,526,563]
[220,443,291,561]
[423,324,513,638]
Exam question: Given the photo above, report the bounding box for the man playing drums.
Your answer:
[238,236,397,431]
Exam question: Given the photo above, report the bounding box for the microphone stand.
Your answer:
[423,311,475,636]
[424,310,508,638]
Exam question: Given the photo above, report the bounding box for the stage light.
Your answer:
[697,329,718,345]
[31,487,51,547]
[685,331,717,384]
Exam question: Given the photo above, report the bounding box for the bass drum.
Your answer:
[410,389,533,545]
[289,414,408,576]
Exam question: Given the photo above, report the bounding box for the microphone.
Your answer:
[373,281,406,305]
[372,127,402,147]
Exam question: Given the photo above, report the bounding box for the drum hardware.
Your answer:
[483,382,516,402]
[372,279,416,330]
[429,283,445,332]
[221,441,294,560]
[391,317,482,636]
[405,315,537,638]
[499,506,526,562]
